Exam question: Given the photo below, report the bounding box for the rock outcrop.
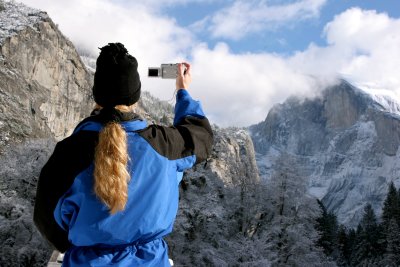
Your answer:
[250,80,400,227]
[0,1,93,145]
[209,127,259,186]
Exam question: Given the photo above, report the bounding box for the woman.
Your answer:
[34,43,213,266]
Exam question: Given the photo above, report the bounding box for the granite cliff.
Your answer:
[0,1,93,145]
[250,80,400,227]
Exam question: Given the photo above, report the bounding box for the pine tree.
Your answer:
[351,204,383,266]
[398,187,400,220]
[343,228,357,266]
[316,200,339,260]
[382,182,400,231]
[380,219,400,266]
[336,225,354,266]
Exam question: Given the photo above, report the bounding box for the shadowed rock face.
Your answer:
[0,2,260,266]
[250,80,400,227]
[323,83,366,130]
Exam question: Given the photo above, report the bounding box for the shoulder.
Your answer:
[38,130,99,204]
[46,131,99,174]
[137,124,192,160]
[57,130,99,153]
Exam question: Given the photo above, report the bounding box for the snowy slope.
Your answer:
[0,1,47,44]
[361,87,400,116]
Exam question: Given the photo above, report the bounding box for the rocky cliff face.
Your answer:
[0,1,93,145]
[208,127,259,186]
[0,1,259,266]
[250,80,400,227]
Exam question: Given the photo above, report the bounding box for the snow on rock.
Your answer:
[0,0,48,45]
[79,55,96,73]
[361,87,400,116]
[250,80,400,228]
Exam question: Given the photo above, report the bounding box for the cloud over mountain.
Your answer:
[19,0,400,127]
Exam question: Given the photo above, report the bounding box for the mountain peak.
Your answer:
[250,80,400,227]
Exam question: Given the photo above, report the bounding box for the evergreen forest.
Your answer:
[317,182,400,267]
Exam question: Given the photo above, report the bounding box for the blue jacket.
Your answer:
[34,90,213,266]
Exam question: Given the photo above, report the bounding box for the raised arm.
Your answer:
[138,62,213,165]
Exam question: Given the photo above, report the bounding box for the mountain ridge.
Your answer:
[5,0,400,265]
[250,79,400,227]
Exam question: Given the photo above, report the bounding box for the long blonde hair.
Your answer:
[93,105,134,214]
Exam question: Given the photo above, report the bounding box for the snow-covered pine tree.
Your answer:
[262,153,335,267]
[231,172,263,238]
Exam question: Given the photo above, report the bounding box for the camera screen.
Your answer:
[148,68,159,77]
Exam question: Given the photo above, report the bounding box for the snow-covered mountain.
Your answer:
[7,0,400,265]
[249,80,400,227]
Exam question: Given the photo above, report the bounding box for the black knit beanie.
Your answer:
[92,43,141,107]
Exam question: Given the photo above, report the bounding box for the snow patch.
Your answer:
[359,86,400,115]
[0,0,48,45]
[80,55,96,73]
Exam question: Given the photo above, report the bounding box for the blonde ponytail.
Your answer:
[94,105,133,214]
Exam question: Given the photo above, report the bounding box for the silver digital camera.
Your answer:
[148,63,178,79]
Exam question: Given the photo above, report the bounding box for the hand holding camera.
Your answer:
[148,62,191,90]
[176,62,191,90]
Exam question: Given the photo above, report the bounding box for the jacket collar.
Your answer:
[73,109,147,134]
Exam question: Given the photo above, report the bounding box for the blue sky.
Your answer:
[164,0,400,54]
[18,0,400,126]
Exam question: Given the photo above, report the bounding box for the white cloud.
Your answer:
[19,0,193,60]
[195,7,400,126]
[290,8,400,93]
[205,0,327,40]
[16,1,400,127]
[18,0,195,100]
[189,43,319,126]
